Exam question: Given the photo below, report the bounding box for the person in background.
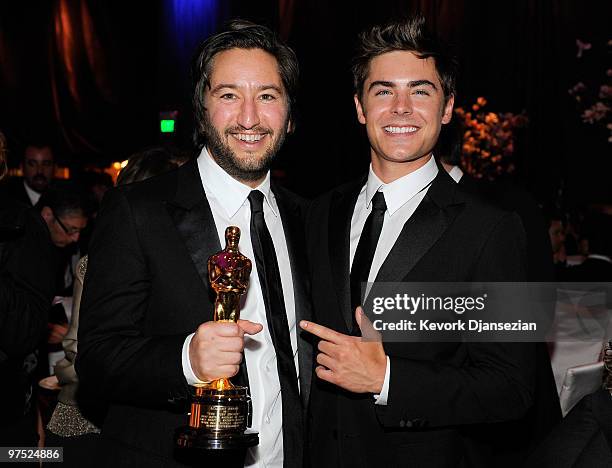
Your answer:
[544,208,568,280]
[37,188,88,251]
[45,147,182,467]
[527,340,612,467]
[33,188,89,422]
[566,213,612,281]
[116,146,184,186]
[0,131,62,447]
[0,141,55,208]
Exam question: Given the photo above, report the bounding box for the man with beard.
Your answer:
[76,20,311,467]
[0,143,55,208]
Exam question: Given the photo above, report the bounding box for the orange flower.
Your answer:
[485,112,499,124]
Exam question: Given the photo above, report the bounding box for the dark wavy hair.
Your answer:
[191,19,299,150]
[117,146,184,186]
[352,15,457,103]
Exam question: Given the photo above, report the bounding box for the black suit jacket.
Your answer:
[76,160,312,467]
[566,258,612,282]
[458,173,562,460]
[306,169,537,468]
[457,174,554,283]
[1,206,60,429]
[0,177,34,208]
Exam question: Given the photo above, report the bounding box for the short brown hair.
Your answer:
[352,15,457,103]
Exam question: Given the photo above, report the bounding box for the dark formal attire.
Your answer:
[565,255,612,282]
[452,170,553,282]
[306,159,537,467]
[450,167,562,460]
[526,389,612,467]
[76,152,312,467]
[0,204,60,445]
[0,177,37,208]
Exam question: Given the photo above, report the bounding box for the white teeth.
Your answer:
[384,126,417,134]
[234,133,264,142]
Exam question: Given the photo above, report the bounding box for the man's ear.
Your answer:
[355,94,367,125]
[441,94,455,125]
[40,206,53,223]
[286,118,295,134]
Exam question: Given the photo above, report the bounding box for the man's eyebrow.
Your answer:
[368,80,395,92]
[408,79,438,90]
[367,79,438,92]
[210,83,284,94]
[257,84,283,93]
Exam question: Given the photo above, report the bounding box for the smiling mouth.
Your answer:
[383,126,419,134]
[231,133,266,142]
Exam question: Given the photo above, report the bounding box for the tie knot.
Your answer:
[248,190,265,214]
[371,191,387,213]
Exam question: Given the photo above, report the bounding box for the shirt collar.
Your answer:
[196,147,278,219]
[448,165,464,183]
[364,155,439,216]
[23,180,41,206]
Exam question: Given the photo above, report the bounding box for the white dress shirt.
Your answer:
[181,147,298,468]
[23,180,41,206]
[349,155,439,404]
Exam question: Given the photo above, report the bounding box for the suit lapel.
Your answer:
[329,178,365,332]
[165,160,221,312]
[273,183,313,407]
[375,171,464,283]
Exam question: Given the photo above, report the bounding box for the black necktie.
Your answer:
[248,190,302,465]
[350,191,387,318]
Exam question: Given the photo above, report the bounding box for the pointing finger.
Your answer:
[300,320,347,344]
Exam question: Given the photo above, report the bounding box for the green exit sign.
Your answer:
[160,119,175,133]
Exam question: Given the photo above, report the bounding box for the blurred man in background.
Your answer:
[0,142,55,208]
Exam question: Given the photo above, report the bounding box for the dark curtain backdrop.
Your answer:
[0,0,609,204]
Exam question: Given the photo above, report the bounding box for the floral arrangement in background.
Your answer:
[568,39,612,143]
[454,97,528,181]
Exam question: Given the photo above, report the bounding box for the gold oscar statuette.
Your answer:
[176,226,259,452]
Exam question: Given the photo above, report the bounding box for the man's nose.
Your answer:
[237,98,260,129]
[392,92,414,115]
